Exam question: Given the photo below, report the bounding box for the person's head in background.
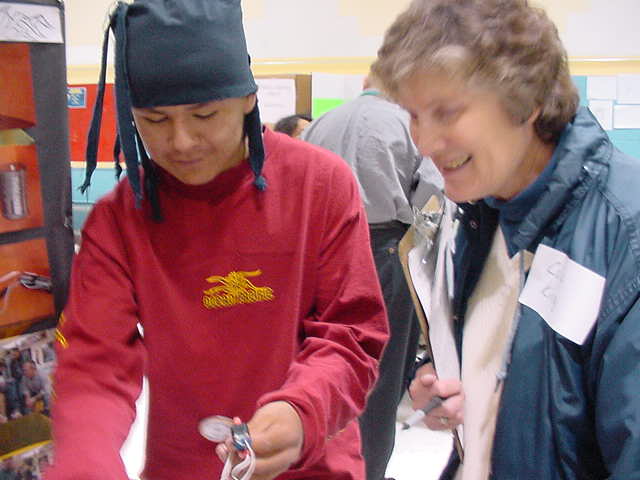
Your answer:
[273,114,312,138]
[38,456,49,472]
[81,0,265,221]
[23,360,37,378]
[372,0,578,204]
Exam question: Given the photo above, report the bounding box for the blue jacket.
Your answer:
[445,108,640,479]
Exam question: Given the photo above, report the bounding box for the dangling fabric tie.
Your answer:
[112,2,143,207]
[81,2,145,207]
[114,135,122,180]
[79,20,112,194]
[138,134,163,221]
[245,102,266,191]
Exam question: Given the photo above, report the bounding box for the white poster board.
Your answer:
[0,2,63,43]
[255,78,296,124]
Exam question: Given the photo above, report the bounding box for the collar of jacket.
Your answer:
[511,107,610,251]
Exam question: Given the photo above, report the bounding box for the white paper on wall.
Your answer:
[255,78,296,124]
[613,104,640,129]
[588,100,614,130]
[343,74,367,100]
[587,76,617,100]
[617,74,640,104]
[0,2,63,43]
[312,73,347,100]
[312,73,366,102]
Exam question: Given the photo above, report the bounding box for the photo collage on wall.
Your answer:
[0,40,55,478]
[0,0,70,472]
[0,43,53,341]
[0,329,55,477]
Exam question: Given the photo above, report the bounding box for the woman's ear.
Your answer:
[525,106,542,125]
[244,93,257,114]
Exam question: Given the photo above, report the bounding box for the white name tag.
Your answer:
[519,244,605,345]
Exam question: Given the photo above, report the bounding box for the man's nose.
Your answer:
[170,120,198,152]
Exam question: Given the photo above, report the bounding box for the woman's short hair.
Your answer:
[372,0,579,144]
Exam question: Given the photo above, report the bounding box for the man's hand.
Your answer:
[216,401,304,480]
[409,362,464,430]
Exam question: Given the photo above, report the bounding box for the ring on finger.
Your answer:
[439,416,449,427]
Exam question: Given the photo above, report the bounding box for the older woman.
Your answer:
[372,0,640,478]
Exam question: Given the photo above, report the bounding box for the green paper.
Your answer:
[312,98,346,118]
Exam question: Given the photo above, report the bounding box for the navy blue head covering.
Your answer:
[80,0,266,221]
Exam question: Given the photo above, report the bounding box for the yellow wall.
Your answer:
[68,57,640,85]
[65,0,113,46]
[65,0,640,84]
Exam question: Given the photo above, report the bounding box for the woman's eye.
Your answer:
[434,106,461,123]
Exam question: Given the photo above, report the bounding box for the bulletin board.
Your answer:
[65,57,640,215]
[570,60,640,159]
[295,57,640,157]
[0,0,73,473]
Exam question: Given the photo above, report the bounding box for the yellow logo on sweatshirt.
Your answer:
[202,270,274,309]
[55,313,69,349]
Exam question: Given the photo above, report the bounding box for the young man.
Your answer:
[46,1,387,479]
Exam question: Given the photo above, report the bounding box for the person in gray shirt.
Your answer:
[302,73,443,480]
[20,360,49,415]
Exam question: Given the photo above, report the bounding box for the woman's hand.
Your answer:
[216,401,304,480]
[409,362,464,430]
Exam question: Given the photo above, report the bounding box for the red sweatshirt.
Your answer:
[47,129,388,479]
